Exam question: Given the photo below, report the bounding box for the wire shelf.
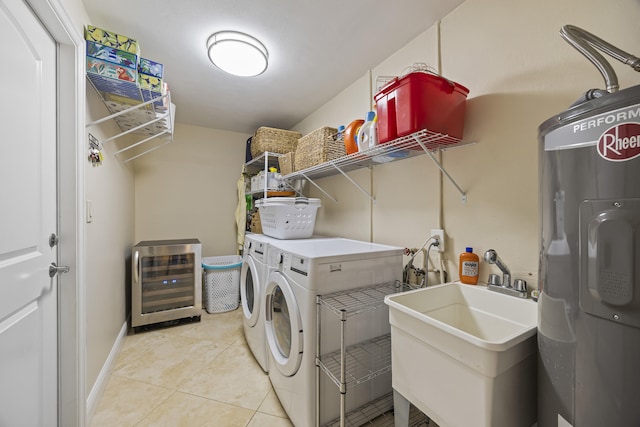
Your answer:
[284,128,475,181]
[85,76,175,163]
[323,392,430,427]
[318,281,409,318]
[318,334,392,387]
[317,281,422,427]
[244,152,283,175]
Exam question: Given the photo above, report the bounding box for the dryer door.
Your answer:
[265,271,303,377]
[240,255,261,327]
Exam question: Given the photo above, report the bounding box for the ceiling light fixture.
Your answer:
[207,31,268,77]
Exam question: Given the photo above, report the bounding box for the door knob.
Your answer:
[49,262,70,278]
[49,233,59,247]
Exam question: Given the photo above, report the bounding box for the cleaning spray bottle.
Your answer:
[459,247,479,285]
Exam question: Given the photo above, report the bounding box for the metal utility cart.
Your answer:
[316,281,427,427]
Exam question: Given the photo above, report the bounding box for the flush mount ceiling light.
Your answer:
[207,31,268,77]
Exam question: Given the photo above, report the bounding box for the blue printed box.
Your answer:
[138,73,163,92]
[85,25,139,55]
[87,56,137,82]
[86,40,138,70]
[138,58,164,78]
[141,89,168,111]
[139,76,168,111]
[87,73,142,102]
[141,86,168,110]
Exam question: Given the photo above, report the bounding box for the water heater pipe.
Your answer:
[560,25,640,93]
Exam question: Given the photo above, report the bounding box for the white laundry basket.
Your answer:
[255,197,321,239]
[202,255,243,313]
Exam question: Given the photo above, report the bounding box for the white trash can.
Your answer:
[202,255,242,313]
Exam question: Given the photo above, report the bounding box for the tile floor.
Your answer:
[90,308,432,427]
[90,308,293,427]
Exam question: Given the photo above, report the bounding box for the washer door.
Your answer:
[240,255,260,327]
[265,271,303,377]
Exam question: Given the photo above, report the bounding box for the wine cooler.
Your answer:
[132,239,202,329]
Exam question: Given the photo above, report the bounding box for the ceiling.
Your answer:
[82,0,465,135]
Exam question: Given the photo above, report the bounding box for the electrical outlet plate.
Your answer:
[431,229,445,252]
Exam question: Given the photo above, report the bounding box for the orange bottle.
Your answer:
[344,119,364,154]
[459,247,479,285]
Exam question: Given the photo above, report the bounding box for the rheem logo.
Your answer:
[597,123,640,162]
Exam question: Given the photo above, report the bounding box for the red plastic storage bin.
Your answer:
[374,72,469,144]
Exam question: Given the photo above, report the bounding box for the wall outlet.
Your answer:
[431,229,445,252]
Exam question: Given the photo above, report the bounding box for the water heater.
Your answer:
[538,26,640,426]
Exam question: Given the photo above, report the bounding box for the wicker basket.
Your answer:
[251,127,302,158]
[295,127,342,171]
[250,210,262,233]
[278,152,295,175]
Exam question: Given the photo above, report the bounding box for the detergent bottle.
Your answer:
[336,125,345,143]
[459,247,479,285]
[370,114,379,147]
[344,119,364,154]
[357,111,377,151]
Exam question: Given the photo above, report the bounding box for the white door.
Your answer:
[0,0,58,425]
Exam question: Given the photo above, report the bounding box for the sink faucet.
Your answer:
[483,249,511,288]
[483,249,528,298]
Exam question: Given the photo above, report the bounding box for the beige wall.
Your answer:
[85,83,136,399]
[292,74,374,241]
[439,0,640,286]
[133,123,249,257]
[57,0,137,412]
[293,0,640,288]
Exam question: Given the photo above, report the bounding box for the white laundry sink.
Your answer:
[384,282,538,427]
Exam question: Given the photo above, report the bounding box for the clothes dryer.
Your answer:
[241,233,330,373]
[264,238,403,426]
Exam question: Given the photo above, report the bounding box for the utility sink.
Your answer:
[384,282,538,427]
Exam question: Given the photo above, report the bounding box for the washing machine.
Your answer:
[241,233,331,373]
[240,233,274,372]
[264,238,403,426]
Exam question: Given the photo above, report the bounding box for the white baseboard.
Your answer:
[85,320,128,423]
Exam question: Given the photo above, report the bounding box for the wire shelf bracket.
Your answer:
[332,163,375,202]
[411,133,468,203]
[299,172,338,203]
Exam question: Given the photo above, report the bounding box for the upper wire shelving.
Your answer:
[284,129,476,203]
[85,76,175,163]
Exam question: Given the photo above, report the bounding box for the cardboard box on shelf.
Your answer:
[85,25,140,55]
[140,89,169,111]
[103,92,152,110]
[87,56,136,82]
[138,73,163,92]
[86,40,138,70]
[86,72,142,103]
[139,58,164,78]
[139,74,168,110]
